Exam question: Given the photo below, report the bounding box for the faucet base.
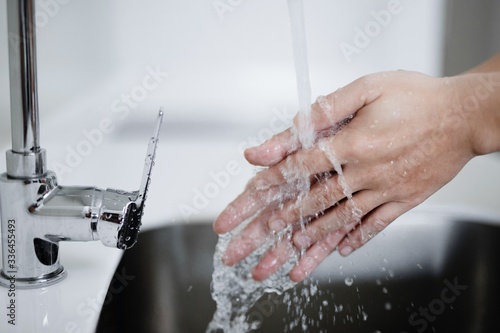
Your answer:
[0,266,67,289]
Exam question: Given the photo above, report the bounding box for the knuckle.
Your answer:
[365,216,390,240]
[373,218,388,232]
[278,204,300,226]
[324,229,344,249]
[406,196,425,209]
[358,73,377,86]
[347,135,368,159]
[311,188,333,212]
[297,154,317,176]
[307,219,336,242]
[335,203,355,227]
[312,225,332,242]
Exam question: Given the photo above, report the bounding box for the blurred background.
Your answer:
[0,0,499,226]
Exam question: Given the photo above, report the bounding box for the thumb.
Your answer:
[245,75,381,166]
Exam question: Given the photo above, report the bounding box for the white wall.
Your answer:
[442,0,500,75]
[0,0,446,148]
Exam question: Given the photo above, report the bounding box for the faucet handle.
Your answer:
[97,109,164,249]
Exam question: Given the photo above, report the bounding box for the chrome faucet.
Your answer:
[0,0,163,288]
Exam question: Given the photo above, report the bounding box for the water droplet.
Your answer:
[384,302,392,310]
[344,277,354,286]
[310,284,318,296]
[352,207,363,218]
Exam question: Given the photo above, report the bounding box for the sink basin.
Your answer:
[96,210,500,333]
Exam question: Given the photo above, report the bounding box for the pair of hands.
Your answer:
[214,69,500,282]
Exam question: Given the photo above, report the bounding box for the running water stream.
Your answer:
[287,0,314,149]
[206,1,360,332]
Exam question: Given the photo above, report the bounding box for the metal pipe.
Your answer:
[7,0,40,154]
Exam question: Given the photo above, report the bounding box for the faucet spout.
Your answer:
[0,110,163,289]
[0,0,165,289]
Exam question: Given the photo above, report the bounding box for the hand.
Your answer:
[214,70,500,282]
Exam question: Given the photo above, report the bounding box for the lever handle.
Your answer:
[97,109,164,249]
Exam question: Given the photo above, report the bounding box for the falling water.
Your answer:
[205,224,298,333]
[206,1,361,332]
[318,141,364,227]
[287,0,314,149]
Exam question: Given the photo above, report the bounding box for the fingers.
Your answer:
[286,190,386,282]
[289,223,355,282]
[213,186,281,234]
[251,190,387,282]
[337,202,410,256]
[216,75,388,278]
[219,78,383,234]
[244,77,381,167]
[309,80,380,131]
[215,138,338,235]
[251,238,296,281]
[221,209,274,266]
[266,171,358,233]
[247,137,335,190]
[292,190,383,250]
[226,192,403,281]
[251,221,354,283]
[245,128,299,166]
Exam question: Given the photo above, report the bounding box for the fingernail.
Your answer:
[290,267,307,283]
[294,234,312,249]
[244,146,257,157]
[214,208,239,234]
[339,246,353,256]
[269,219,286,233]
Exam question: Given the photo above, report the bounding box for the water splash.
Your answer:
[206,223,298,333]
[317,139,368,243]
[344,277,354,287]
[206,0,364,331]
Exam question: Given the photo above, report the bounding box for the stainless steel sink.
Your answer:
[96,210,500,333]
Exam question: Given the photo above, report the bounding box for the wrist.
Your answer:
[452,72,500,155]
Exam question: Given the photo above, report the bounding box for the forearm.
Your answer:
[464,53,500,74]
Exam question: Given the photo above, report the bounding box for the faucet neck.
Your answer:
[7,0,45,178]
